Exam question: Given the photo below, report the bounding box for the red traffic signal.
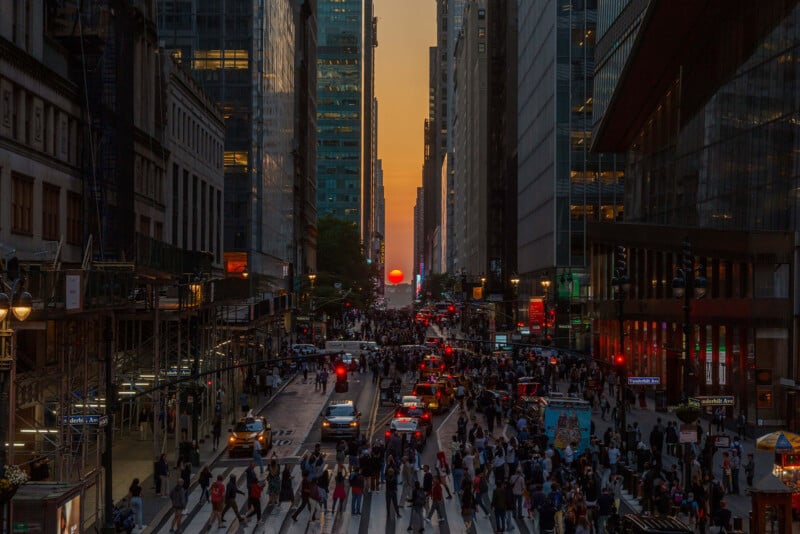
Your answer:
[448,305,455,313]
[444,346,453,356]
[345,301,351,308]
[335,365,347,381]
[614,354,626,367]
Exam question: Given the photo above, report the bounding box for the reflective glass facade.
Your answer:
[158,0,296,278]
[316,0,363,227]
[626,6,800,231]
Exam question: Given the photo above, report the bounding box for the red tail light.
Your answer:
[436,391,441,398]
[415,431,422,439]
[440,364,445,370]
[422,413,430,420]
[412,390,417,396]
[385,430,391,438]
[395,411,402,417]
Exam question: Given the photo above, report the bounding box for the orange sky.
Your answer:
[374,0,436,284]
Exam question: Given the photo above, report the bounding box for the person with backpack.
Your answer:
[207,475,226,529]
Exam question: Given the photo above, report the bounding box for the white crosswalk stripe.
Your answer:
[147,464,538,533]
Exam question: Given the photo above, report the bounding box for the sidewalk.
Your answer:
[103,374,296,532]
[591,388,771,529]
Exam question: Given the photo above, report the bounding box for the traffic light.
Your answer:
[444,345,453,357]
[334,364,348,393]
[614,353,626,376]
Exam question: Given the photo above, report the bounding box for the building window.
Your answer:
[42,183,60,240]
[154,221,163,241]
[11,173,33,235]
[140,215,151,237]
[66,192,82,245]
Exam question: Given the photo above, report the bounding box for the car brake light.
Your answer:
[422,413,430,419]
[436,391,441,398]
[440,365,445,370]
[412,390,417,396]
[385,430,391,438]
[415,431,422,438]
[396,411,401,417]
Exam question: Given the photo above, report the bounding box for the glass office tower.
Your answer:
[316,0,363,228]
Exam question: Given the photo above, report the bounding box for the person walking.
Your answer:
[246,477,265,522]
[349,467,365,515]
[212,414,222,451]
[280,463,295,509]
[168,479,186,533]
[745,453,756,487]
[292,471,314,521]
[509,467,526,518]
[126,478,144,531]
[207,475,226,529]
[731,448,742,495]
[408,480,426,533]
[474,468,492,517]
[385,466,402,519]
[179,461,191,502]
[266,458,281,507]
[221,474,248,526]
[400,456,415,507]
[491,480,508,533]
[156,453,169,497]
[253,437,264,475]
[331,470,347,514]
[198,465,212,504]
[425,475,447,524]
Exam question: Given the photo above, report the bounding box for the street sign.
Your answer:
[63,415,101,425]
[627,377,661,385]
[166,368,191,377]
[679,424,697,443]
[688,395,735,407]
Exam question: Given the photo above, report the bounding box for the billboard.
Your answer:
[543,400,592,454]
[57,493,81,534]
[528,298,544,331]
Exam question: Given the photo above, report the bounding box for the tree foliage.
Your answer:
[420,272,455,302]
[315,215,377,310]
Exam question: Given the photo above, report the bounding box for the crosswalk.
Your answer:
[147,461,538,534]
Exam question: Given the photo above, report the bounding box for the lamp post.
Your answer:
[510,275,520,329]
[540,279,551,343]
[672,240,706,492]
[611,245,631,434]
[0,265,33,534]
[671,241,707,402]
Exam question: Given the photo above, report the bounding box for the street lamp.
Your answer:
[540,279,551,342]
[510,275,520,328]
[671,241,707,402]
[611,245,631,434]
[0,266,33,533]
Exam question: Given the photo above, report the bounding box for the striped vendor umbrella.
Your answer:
[756,431,800,453]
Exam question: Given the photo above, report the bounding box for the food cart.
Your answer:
[772,452,800,519]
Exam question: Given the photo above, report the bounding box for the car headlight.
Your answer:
[322,421,330,427]
[229,436,235,442]
[349,421,358,427]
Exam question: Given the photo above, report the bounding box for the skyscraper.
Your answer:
[516,0,623,347]
[316,0,363,230]
[158,0,297,284]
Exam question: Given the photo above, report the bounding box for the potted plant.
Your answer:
[0,465,28,503]
[674,404,702,425]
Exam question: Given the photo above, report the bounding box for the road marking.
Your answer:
[275,439,293,446]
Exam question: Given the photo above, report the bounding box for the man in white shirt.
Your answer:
[607,444,620,475]
[564,443,574,467]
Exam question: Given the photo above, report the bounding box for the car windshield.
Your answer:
[326,405,355,417]
[415,385,435,396]
[398,406,424,417]
[234,420,263,432]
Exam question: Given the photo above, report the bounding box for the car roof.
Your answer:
[328,400,355,406]
[400,401,426,408]
[400,395,422,403]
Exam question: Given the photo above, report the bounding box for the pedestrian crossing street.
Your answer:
[148,463,539,534]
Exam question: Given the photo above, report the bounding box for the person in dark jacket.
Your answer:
[155,453,169,497]
[221,474,247,526]
[169,479,187,533]
[491,480,508,532]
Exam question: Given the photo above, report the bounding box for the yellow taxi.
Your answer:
[412,381,453,414]
[418,355,446,380]
[228,413,272,456]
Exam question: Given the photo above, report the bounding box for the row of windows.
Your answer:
[1,78,78,166]
[6,170,82,245]
[171,163,222,264]
[170,100,222,171]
